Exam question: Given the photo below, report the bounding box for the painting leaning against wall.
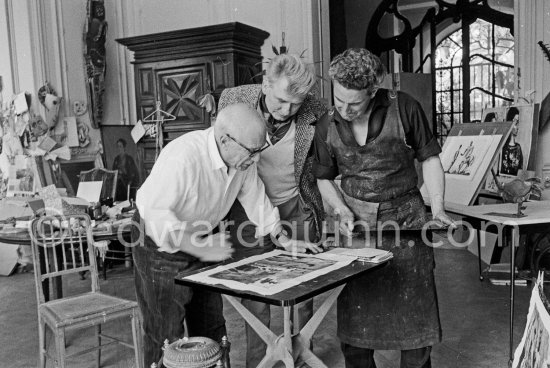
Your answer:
[100,125,140,201]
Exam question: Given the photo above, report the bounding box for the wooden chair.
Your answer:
[30,214,143,368]
[79,168,118,202]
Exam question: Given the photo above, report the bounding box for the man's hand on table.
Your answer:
[432,210,457,229]
[334,207,355,237]
[189,232,234,262]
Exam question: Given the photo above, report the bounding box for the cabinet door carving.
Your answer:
[117,22,269,180]
[157,65,210,131]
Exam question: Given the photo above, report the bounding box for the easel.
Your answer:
[422,121,514,206]
[142,101,176,160]
[421,121,515,275]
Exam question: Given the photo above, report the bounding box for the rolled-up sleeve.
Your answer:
[399,92,442,162]
[313,113,339,180]
[237,164,280,237]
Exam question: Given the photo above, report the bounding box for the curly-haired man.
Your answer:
[313,48,455,367]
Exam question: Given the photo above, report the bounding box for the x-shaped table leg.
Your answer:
[224,284,345,368]
[224,296,294,367]
[291,285,345,367]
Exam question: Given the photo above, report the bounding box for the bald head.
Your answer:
[215,103,266,145]
[215,103,267,170]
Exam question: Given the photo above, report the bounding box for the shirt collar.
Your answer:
[207,128,228,171]
[259,92,295,126]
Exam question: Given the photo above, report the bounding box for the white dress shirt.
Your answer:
[136,127,280,253]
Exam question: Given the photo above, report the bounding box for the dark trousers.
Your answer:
[132,222,226,367]
[342,343,432,368]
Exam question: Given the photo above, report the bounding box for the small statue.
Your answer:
[84,0,107,128]
[491,169,543,217]
[37,82,62,129]
[77,121,91,148]
[73,100,88,116]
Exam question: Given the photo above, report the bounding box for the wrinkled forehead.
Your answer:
[266,77,306,105]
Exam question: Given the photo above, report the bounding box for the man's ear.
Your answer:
[219,134,230,146]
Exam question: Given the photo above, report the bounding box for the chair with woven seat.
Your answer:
[30,213,143,368]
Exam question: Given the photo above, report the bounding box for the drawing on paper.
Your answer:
[210,254,336,286]
[440,135,493,179]
[183,250,355,295]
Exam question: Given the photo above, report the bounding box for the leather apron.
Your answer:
[329,93,442,350]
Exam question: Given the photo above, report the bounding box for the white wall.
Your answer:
[1,1,37,110]
[0,0,14,104]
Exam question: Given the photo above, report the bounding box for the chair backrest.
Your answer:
[79,168,118,201]
[30,214,99,305]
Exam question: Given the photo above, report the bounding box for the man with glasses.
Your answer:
[218,53,327,367]
[133,104,319,367]
[225,134,270,162]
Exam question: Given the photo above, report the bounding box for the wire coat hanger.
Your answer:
[142,101,175,160]
[142,101,176,123]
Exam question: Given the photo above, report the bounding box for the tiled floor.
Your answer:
[0,245,531,368]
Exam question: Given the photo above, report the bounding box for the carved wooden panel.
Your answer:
[156,65,209,130]
[139,68,154,97]
[140,105,154,120]
[212,57,231,93]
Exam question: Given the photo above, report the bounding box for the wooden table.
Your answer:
[442,200,550,366]
[175,256,387,367]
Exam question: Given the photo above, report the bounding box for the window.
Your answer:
[435,19,514,144]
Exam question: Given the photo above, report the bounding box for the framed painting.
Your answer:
[498,104,540,177]
[100,125,141,201]
[483,104,540,192]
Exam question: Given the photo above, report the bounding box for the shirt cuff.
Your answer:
[416,136,442,162]
[255,207,280,237]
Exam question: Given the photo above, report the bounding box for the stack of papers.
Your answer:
[327,247,393,264]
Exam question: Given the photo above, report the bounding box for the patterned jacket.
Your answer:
[218,84,327,237]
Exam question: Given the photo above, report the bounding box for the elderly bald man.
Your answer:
[132,103,320,367]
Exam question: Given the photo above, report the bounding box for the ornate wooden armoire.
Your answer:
[117,22,269,179]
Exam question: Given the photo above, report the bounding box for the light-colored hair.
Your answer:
[329,48,386,91]
[265,54,316,98]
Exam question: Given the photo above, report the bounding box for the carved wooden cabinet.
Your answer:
[117,22,269,179]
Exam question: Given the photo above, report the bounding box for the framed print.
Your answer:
[100,125,141,201]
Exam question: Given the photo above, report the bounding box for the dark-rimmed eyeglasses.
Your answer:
[226,134,270,158]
